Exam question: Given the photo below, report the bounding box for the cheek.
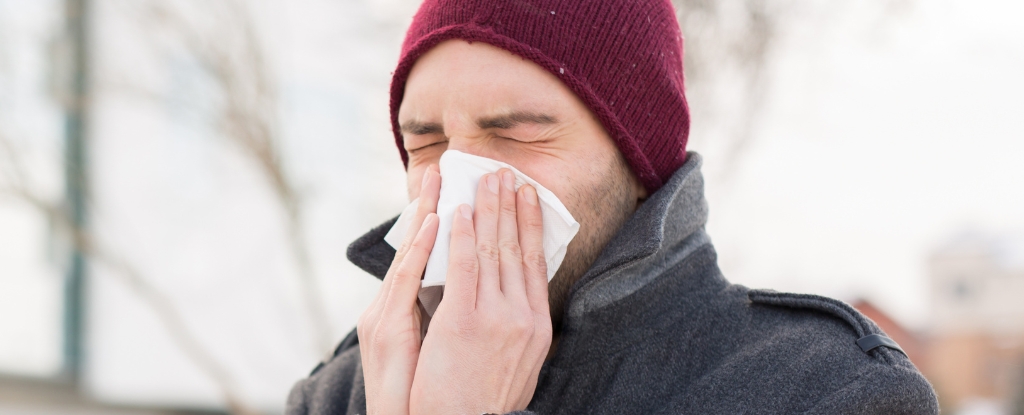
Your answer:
[559,152,628,227]
[405,151,444,201]
[512,143,611,204]
[405,167,430,202]
[405,148,446,200]
[406,171,422,202]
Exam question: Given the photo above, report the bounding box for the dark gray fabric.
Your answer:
[286,152,938,415]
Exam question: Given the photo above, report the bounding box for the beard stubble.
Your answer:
[546,151,640,333]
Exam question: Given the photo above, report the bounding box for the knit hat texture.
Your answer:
[389,0,690,192]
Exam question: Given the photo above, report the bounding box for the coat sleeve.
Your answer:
[286,330,367,415]
[804,363,939,415]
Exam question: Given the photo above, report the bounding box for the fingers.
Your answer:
[378,165,440,305]
[396,164,441,263]
[497,170,527,301]
[474,172,502,297]
[445,203,479,311]
[383,213,439,318]
[507,183,548,408]
[517,185,549,314]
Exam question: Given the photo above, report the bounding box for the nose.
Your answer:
[443,136,471,155]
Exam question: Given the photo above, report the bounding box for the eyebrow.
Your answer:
[400,120,444,135]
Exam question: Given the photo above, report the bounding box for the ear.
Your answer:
[633,176,649,203]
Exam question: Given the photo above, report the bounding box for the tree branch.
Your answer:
[1,124,261,415]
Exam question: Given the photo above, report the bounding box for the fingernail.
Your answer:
[486,174,499,194]
[421,170,430,187]
[502,170,515,191]
[459,204,473,219]
[524,185,538,206]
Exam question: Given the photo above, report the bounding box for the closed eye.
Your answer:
[494,133,551,145]
[407,140,447,153]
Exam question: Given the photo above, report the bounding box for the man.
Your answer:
[287,0,939,413]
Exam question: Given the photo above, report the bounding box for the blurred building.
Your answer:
[925,233,1024,414]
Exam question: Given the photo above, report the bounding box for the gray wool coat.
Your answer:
[286,153,939,414]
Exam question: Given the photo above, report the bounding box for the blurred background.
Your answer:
[0,0,1021,413]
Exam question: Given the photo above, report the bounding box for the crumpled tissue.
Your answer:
[383,150,580,316]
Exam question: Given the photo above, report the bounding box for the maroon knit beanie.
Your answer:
[389,0,690,193]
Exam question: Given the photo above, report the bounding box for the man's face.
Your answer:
[398,40,646,327]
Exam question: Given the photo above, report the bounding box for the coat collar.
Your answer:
[566,152,711,318]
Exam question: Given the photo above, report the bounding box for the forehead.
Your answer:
[399,40,575,120]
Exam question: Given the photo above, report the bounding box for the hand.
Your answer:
[358,164,441,415]
[410,169,553,415]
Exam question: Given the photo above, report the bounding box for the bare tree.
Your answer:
[115,0,336,355]
[672,0,781,183]
[672,0,914,184]
[0,1,274,411]
[1,130,260,414]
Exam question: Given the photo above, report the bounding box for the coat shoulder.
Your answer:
[286,329,366,415]
[740,289,939,414]
[745,289,906,364]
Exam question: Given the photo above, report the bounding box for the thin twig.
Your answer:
[1,103,261,415]
[132,0,335,353]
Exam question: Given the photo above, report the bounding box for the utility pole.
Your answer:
[62,0,89,382]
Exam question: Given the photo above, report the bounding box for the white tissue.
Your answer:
[383,150,580,315]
